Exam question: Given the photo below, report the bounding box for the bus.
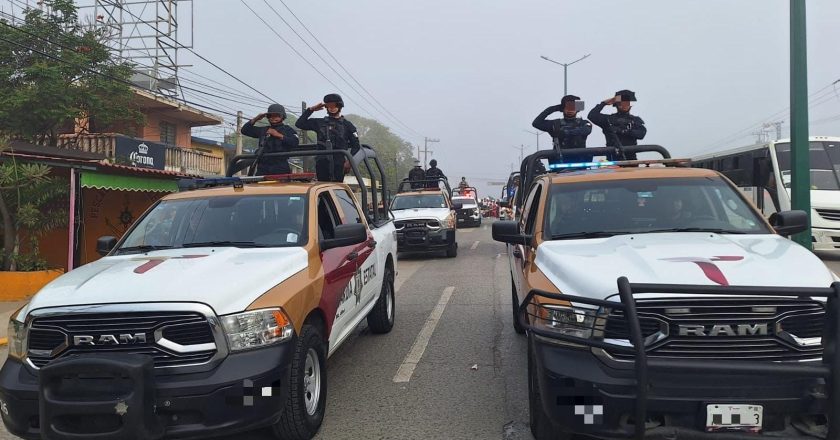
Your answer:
[693,136,840,250]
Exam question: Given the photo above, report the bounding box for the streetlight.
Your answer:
[540,53,591,96]
[523,129,541,151]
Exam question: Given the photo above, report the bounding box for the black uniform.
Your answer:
[407,166,425,189]
[532,105,593,163]
[424,166,446,188]
[587,103,647,160]
[240,121,299,174]
[295,109,361,182]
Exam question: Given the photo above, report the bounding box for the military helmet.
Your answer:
[430,159,437,167]
[560,95,581,106]
[267,103,286,118]
[324,93,344,108]
[615,90,637,102]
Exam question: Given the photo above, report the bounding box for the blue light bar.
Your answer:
[547,161,616,170]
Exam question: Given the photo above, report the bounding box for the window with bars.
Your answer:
[160,121,177,146]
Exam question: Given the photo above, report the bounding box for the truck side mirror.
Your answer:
[492,221,532,246]
[769,210,808,237]
[321,224,367,251]
[97,236,117,256]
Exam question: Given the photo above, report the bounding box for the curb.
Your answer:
[0,337,7,347]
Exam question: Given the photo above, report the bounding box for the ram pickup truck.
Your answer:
[1,146,397,440]
[391,178,460,257]
[495,145,839,440]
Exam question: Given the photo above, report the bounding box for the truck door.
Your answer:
[333,189,379,311]
[316,191,360,348]
[513,183,544,304]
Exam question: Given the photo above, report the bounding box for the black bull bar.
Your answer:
[518,277,840,440]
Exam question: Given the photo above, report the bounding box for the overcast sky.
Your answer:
[71,0,840,196]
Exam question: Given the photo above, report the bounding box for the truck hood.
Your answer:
[811,190,840,210]
[534,232,834,301]
[391,208,451,222]
[23,247,309,317]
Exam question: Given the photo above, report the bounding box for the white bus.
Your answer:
[694,136,840,250]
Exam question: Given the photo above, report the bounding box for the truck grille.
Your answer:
[816,209,840,222]
[27,311,217,370]
[602,298,824,362]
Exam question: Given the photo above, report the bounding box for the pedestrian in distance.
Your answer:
[532,94,593,165]
[296,93,361,182]
[424,159,446,189]
[407,159,425,189]
[240,104,300,175]
[588,89,647,160]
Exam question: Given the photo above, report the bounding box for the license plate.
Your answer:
[706,404,763,433]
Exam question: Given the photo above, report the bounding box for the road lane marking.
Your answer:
[393,286,456,383]
[470,241,480,250]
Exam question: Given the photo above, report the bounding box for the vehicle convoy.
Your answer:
[391,177,461,257]
[452,186,481,227]
[694,135,840,251]
[0,146,397,440]
[494,145,840,440]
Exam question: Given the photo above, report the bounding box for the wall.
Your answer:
[139,113,192,147]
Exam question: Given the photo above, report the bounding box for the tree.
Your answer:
[344,115,416,194]
[0,144,69,271]
[0,0,143,146]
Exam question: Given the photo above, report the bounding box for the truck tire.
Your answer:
[529,335,571,440]
[367,266,395,334]
[512,277,525,334]
[446,242,458,258]
[272,324,327,440]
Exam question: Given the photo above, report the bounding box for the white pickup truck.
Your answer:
[1,146,397,440]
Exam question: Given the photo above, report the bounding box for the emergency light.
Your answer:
[547,161,616,170]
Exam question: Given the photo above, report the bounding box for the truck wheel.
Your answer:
[529,336,570,440]
[511,277,525,334]
[446,242,458,258]
[272,324,327,440]
[367,266,395,334]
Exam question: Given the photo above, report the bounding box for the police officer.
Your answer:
[407,159,425,189]
[425,159,446,188]
[532,95,593,164]
[296,93,361,182]
[240,104,299,175]
[588,89,647,160]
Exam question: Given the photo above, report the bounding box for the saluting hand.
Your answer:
[309,102,326,112]
[603,96,619,105]
[266,127,284,139]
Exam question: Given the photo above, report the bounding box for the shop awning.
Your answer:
[81,172,178,192]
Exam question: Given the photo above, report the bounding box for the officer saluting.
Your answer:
[588,90,647,160]
[240,104,299,175]
[296,93,361,182]
[532,95,593,164]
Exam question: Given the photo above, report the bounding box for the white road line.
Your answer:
[470,241,480,250]
[393,286,456,383]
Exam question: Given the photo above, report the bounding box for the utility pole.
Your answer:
[300,101,310,144]
[764,121,783,141]
[511,145,524,165]
[540,53,592,96]
[523,129,541,151]
[235,111,243,156]
[421,137,439,170]
[790,0,811,248]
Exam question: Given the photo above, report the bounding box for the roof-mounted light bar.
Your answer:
[546,158,691,171]
[178,173,317,191]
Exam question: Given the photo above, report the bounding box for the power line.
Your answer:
[262,0,423,138]
[238,0,415,141]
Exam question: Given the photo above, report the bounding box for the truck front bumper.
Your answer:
[0,343,293,439]
[396,227,455,253]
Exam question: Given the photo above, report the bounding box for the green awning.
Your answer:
[81,172,178,192]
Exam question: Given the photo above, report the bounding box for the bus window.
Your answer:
[775,142,840,190]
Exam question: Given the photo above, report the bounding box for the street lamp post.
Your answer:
[523,129,541,151]
[540,54,591,96]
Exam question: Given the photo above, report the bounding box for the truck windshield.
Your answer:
[116,195,307,254]
[452,197,476,207]
[545,177,770,239]
[391,194,447,210]
[775,141,840,190]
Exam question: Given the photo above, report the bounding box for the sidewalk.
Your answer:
[0,300,27,344]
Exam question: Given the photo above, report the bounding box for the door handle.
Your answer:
[512,248,523,258]
[347,251,359,261]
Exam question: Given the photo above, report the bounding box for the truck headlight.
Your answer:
[538,305,596,339]
[8,318,26,360]
[221,308,294,351]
